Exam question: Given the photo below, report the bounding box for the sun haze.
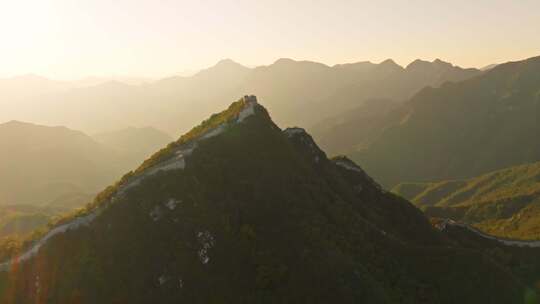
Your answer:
[1,0,539,79]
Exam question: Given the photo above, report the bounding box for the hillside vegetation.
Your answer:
[394,162,540,239]
[0,98,536,304]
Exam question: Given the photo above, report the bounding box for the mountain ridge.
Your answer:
[1,56,481,135]
[351,55,540,187]
[0,96,533,303]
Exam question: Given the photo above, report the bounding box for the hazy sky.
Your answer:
[1,0,539,79]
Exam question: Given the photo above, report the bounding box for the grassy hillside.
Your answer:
[393,161,540,239]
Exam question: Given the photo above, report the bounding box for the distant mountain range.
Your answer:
[0,121,171,207]
[0,97,537,303]
[349,55,540,187]
[93,126,173,168]
[0,74,152,100]
[393,161,540,240]
[0,57,479,136]
[303,58,479,128]
[310,98,400,155]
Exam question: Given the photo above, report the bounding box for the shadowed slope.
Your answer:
[0,97,527,304]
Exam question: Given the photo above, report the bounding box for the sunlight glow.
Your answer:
[0,0,539,79]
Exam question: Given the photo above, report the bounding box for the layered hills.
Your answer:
[0,121,171,208]
[93,126,173,169]
[310,98,399,155]
[0,97,535,303]
[0,121,120,207]
[0,58,479,136]
[394,161,540,240]
[351,55,540,187]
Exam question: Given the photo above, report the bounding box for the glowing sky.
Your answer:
[1,0,539,79]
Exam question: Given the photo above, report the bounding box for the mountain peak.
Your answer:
[117,95,266,192]
[432,58,452,68]
[214,58,244,68]
[270,58,330,69]
[194,59,250,77]
[377,59,404,72]
[406,58,453,70]
[432,58,448,64]
[273,58,297,65]
[379,58,401,67]
[406,59,431,70]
